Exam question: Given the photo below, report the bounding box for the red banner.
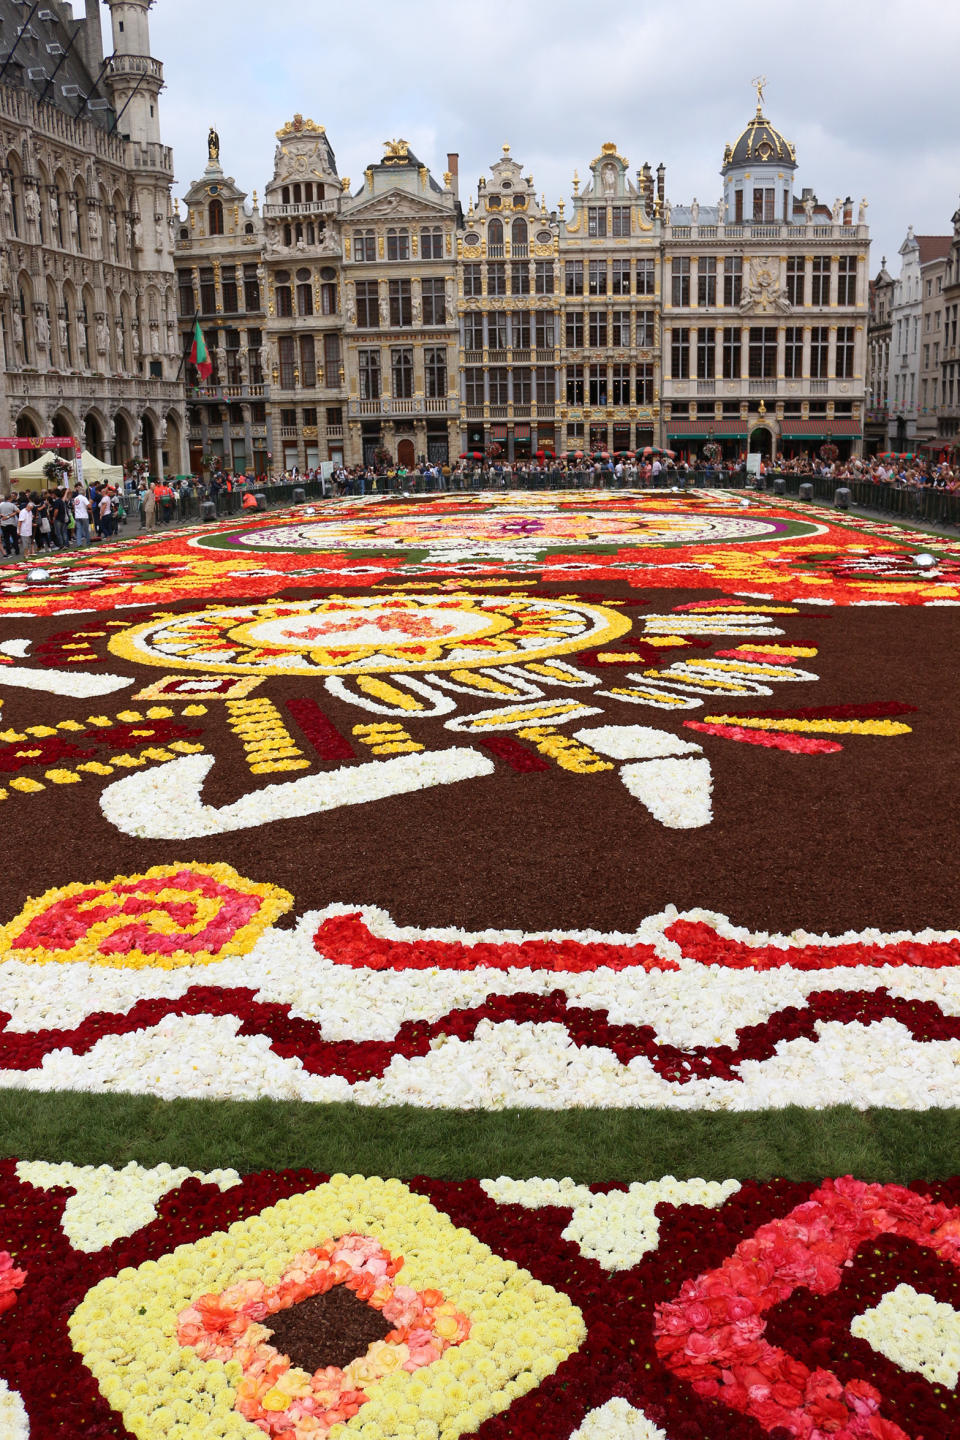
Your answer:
[0,437,78,451]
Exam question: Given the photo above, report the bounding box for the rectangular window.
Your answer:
[786,256,805,306]
[811,256,831,306]
[748,325,777,379]
[671,327,690,379]
[355,281,379,329]
[611,206,631,238]
[353,230,376,262]
[388,278,412,327]
[734,190,744,224]
[753,188,776,222]
[243,264,261,313]
[535,312,555,348]
[636,362,654,405]
[697,257,717,307]
[178,274,195,318]
[386,228,409,261]
[589,309,608,347]
[784,325,803,378]
[487,263,506,297]
[221,265,239,313]
[320,282,337,315]
[612,259,631,295]
[488,311,509,350]
[513,367,532,407]
[424,346,447,397]
[588,363,607,405]
[512,262,530,295]
[589,259,607,296]
[463,264,482,297]
[421,277,446,325]
[566,363,584,404]
[464,368,484,406]
[420,227,443,259]
[587,206,607,238]
[358,348,380,399]
[564,261,584,296]
[836,255,857,306]
[722,325,742,379]
[463,313,484,350]
[836,325,855,378]
[391,346,414,398]
[248,328,263,384]
[488,366,509,404]
[199,266,216,314]
[224,328,241,384]
[513,311,531,349]
[296,282,313,317]
[565,310,584,348]
[323,333,340,377]
[276,285,293,318]
[637,258,655,296]
[810,325,829,378]
[671,257,690,306]
[611,310,630,347]
[534,260,554,295]
[536,366,556,404]
[723,257,742,307]
[299,334,316,387]
[636,311,654,348]
[611,362,630,403]
[697,327,716,379]
[278,335,296,389]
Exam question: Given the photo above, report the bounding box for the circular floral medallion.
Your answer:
[196,507,819,557]
[108,593,632,676]
[0,862,292,968]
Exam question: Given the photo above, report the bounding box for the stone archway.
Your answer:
[141,413,157,477]
[749,425,773,458]
[84,412,104,458]
[397,437,416,469]
[113,412,133,468]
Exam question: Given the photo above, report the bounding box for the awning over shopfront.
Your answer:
[780,420,862,438]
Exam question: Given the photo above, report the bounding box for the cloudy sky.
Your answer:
[152,0,959,273]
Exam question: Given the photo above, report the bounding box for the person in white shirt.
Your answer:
[72,488,91,547]
[17,501,35,556]
[0,496,18,555]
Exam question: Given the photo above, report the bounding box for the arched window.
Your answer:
[209,199,224,235]
[18,285,30,364]
[296,268,313,316]
[488,217,504,252]
[511,217,528,249]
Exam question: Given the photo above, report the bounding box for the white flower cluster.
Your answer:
[0,1381,29,1440]
[852,1283,960,1388]
[570,1398,668,1439]
[480,1176,741,1270]
[15,1160,240,1251]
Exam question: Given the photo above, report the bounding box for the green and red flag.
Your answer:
[189,319,212,381]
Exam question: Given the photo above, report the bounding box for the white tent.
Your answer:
[76,450,123,486]
[8,450,60,481]
[8,449,122,487]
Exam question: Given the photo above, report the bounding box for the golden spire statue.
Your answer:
[752,74,767,111]
[208,126,220,162]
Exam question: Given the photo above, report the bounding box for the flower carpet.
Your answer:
[2,488,960,1438]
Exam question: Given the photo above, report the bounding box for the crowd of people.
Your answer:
[2,449,959,559]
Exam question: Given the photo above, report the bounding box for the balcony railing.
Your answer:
[487,244,504,258]
[262,199,340,218]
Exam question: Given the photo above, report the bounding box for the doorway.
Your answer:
[749,426,772,458]
[397,438,415,468]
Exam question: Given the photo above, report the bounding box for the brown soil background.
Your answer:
[0,581,955,937]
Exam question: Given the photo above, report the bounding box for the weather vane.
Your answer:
[752,74,767,110]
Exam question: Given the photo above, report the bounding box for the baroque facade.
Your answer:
[0,0,186,491]
[176,91,871,470]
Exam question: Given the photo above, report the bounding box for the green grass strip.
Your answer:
[3,1093,960,1182]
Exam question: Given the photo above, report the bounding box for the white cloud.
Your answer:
[149,0,960,275]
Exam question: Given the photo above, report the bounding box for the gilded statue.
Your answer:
[208,126,220,162]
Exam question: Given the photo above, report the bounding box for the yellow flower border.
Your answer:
[106,596,632,677]
[70,1175,585,1440]
[0,862,293,969]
